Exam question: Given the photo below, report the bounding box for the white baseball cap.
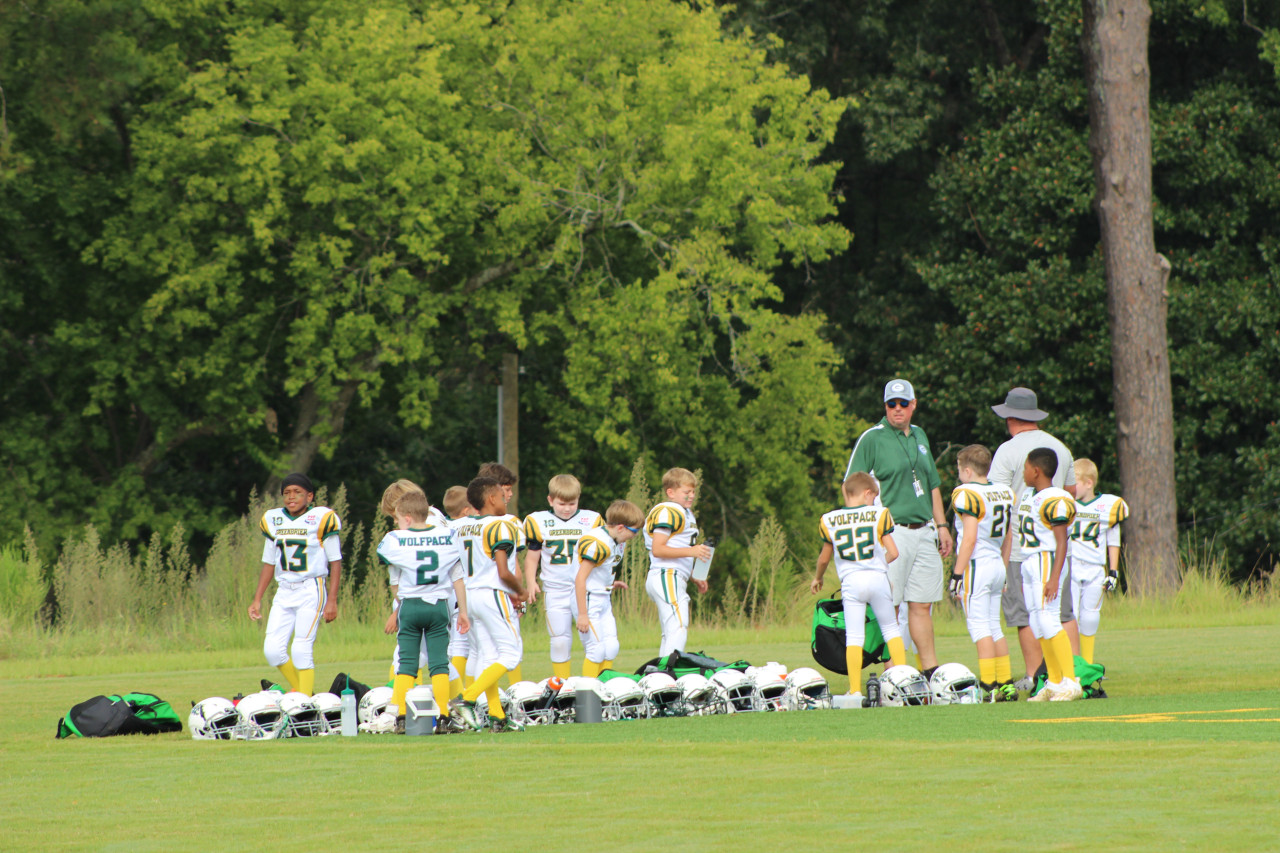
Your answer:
[883,379,915,403]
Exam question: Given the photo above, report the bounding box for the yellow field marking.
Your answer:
[1012,707,1276,724]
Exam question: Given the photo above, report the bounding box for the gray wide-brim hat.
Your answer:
[991,387,1048,421]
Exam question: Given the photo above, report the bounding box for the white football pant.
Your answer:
[646,568,689,657]
[839,571,902,647]
[263,576,326,669]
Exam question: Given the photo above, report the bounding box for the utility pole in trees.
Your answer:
[1081,0,1179,595]
[497,352,520,515]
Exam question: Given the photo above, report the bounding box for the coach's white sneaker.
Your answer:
[1050,679,1083,702]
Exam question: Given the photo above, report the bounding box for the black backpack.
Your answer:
[56,692,184,739]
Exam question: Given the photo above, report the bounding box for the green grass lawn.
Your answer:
[5,621,1280,851]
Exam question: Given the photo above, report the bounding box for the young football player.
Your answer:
[524,474,604,679]
[1005,448,1080,701]
[442,485,476,694]
[1069,459,1130,663]
[477,462,527,682]
[948,445,1018,701]
[248,473,343,696]
[574,500,643,678]
[380,478,448,527]
[644,467,713,657]
[451,477,528,732]
[369,491,470,733]
[810,472,907,691]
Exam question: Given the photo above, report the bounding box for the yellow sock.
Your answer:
[485,684,505,719]
[430,674,450,719]
[463,663,508,703]
[845,646,863,692]
[994,655,1012,684]
[552,660,572,680]
[1052,631,1076,680]
[297,668,314,696]
[507,664,524,684]
[1039,638,1061,683]
[276,660,301,692]
[388,663,396,682]
[886,636,907,668]
[448,677,464,698]
[581,660,600,678]
[913,652,924,671]
[601,659,615,672]
[389,673,415,717]
[1079,633,1096,664]
[978,657,996,685]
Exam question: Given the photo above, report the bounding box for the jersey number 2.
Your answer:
[415,551,440,586]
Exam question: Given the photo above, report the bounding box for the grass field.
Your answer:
[5,616,1280,852]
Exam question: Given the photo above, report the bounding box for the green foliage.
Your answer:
[2,0,851,573]
[0,530,48,629]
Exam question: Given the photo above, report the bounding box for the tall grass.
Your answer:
[4,468,1278,662]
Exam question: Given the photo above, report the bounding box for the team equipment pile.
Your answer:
[186,657,1033,739]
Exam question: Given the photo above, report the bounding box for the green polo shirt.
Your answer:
[843,418,941,524]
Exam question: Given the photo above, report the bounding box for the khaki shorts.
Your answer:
[1002,555,1075,627]
[887,525,944,606]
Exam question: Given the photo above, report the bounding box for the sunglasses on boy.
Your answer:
[624,525,639,534]
[885,398,912,409]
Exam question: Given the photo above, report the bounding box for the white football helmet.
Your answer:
[279,691,329,737]
[190,697,239,740]
[929,663,983,705]
[601,677,649,720]
[675,673,723,715]
[310,692,343,735]
[709,669,760,713]
[638,673,688,717]
[879,665,932,707]
[358,686,395,724]
[783,667,833,710]
[234,691,288,739]
[750,669,789,711]
[508,681,556,726]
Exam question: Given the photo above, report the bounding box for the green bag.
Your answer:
[636,650,750,679]
[56,692,183,739]
[810,596,887,675]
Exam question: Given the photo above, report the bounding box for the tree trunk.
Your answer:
[1081,0,1179,596]
[501,352,520,515]
[263,378,362,497]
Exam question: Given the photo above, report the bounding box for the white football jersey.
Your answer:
[376,525,464,603]
[456,516,520,593]
[577,527,625,594]
[950,482,1016,564]
[1069,493,1129,567]
[260,505,342,582]
[818,504,895,580]
[522,509,604,590]
[644,501,700,579]
[1015,487,1076,560]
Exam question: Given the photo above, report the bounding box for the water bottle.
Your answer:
[340,688,357,736]
[864,675,881,708]
[537,676,564,711]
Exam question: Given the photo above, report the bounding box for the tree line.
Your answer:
[2,0,1278,583]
